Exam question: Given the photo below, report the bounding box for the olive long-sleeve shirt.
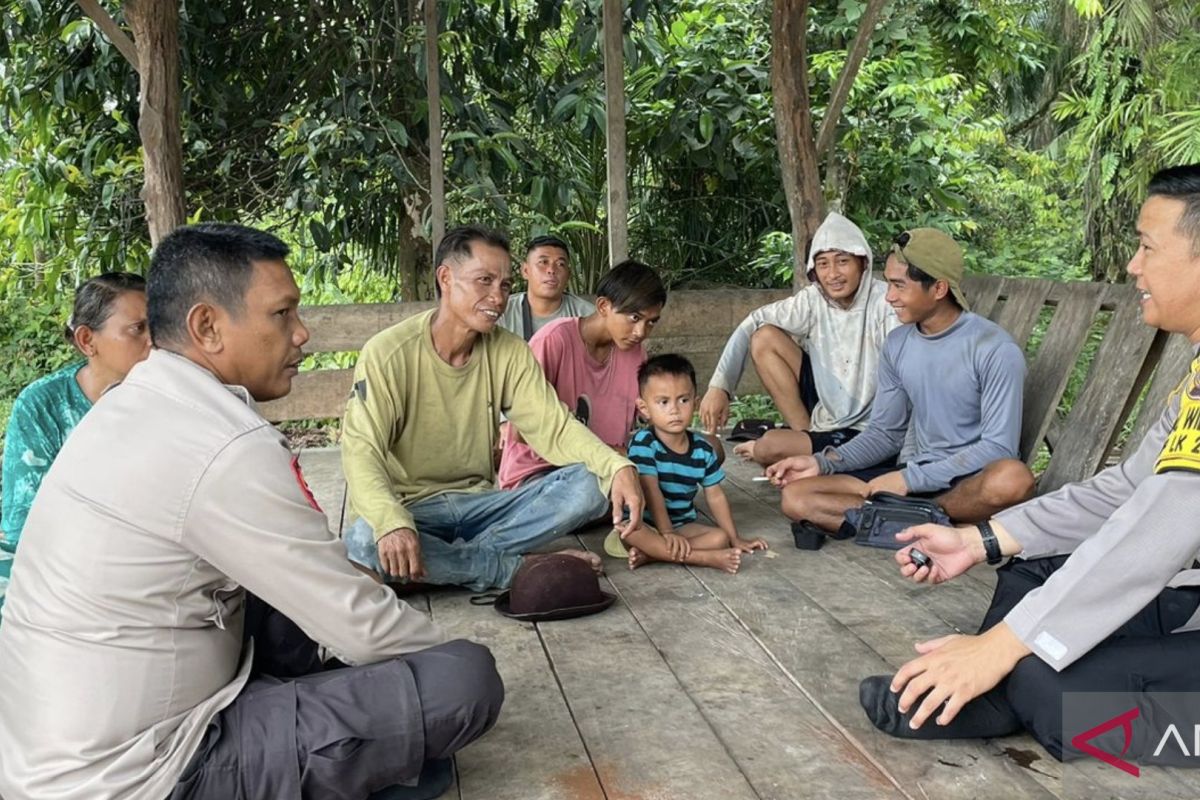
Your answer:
[341,310,631,541]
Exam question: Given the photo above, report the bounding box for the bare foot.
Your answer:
[557,548,603,574]
[691,548,742,574]
[732,441,757,462]
[627,547,649,570]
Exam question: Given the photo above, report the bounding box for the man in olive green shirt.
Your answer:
[342,225,644,591]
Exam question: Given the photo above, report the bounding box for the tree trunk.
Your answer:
[126,0,186,246]
[398,192,438,301]
[771,0,824,287]
[424,0,445,258]
[601,0,629,265]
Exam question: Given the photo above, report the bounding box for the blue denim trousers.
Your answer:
[343,463,608,592]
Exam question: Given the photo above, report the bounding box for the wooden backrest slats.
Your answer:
[965,274,1004,320]
[991,278,1054,350]
[1035,293,1160,491]
[262,278,1192,490]
[1126,335,1195,449]
[1016,288,1104,463]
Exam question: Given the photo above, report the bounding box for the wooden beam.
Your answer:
[424,0,445,256]
[601,0,629,265]
[76,0,139,72]
[814,0,887,155]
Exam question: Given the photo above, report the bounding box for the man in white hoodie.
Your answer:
[700,212,899,466]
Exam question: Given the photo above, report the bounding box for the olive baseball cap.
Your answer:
[891,228,969,311]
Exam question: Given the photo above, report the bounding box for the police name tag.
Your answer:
[1156,360,1200,474]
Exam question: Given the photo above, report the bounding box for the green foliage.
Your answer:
[0,398,12,455]
[0,282,77,403]
[728,393,782,426]
[1,0,1196,412]
[441,0,786,289]
[0,4,149,302]
[1048,0,1200,280]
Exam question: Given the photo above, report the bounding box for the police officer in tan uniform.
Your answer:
[858,164,1200,761]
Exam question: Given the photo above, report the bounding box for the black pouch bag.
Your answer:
[840,492,951,550]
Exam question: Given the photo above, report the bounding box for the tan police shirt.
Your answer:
[0,349,447,800]
[998,353,1200,670]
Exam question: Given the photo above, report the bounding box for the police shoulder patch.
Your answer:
[1155,366,1200,475]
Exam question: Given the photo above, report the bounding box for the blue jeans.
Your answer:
[343,463,608,592]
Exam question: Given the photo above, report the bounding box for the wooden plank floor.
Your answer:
[296,447,1200,800]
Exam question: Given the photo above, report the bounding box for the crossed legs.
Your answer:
[623,522,744,574]
[732,326,819,465]
[781,459,1036,532]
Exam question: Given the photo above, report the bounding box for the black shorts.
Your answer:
[800,354,865,454]
[798,348,819,415]
[840,462,980,493]
[807,427,862,452]
[841,459,902,483]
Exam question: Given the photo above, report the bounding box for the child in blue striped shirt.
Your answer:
[619,354,768,573]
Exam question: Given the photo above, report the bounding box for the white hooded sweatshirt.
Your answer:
[708,212,899,432]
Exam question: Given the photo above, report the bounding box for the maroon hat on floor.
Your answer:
[493,553,615,622]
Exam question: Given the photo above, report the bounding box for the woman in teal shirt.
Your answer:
[1,273,149,617]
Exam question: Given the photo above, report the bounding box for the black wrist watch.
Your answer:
[977,519,1003,565]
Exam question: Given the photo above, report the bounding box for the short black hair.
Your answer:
[1148,164,1200,257]
[596,259,667,314]
[525,234,570,259]
[900,259,962,310]
[434,225,511,298]
[65,272,146,345]
[638,353,696,394]
[147,223,290,347]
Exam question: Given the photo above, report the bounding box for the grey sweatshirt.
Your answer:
[815,311,1026,493]
[708,212,899,432]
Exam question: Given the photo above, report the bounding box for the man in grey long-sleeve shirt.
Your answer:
[857,164,1200,763]
[767,228,1035,532]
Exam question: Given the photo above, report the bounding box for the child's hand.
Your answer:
[661,531,692,562]
[733,536,768,553]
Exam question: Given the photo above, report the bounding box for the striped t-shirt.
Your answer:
[628,428,724,527]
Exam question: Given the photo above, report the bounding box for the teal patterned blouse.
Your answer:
[1,362,92,618]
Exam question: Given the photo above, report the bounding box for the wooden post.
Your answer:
[601,0,628,265]
[425,0,445,257]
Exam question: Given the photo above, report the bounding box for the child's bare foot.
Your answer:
[627,547,650,570]
[555,548,603,574]
[692,548,742,574]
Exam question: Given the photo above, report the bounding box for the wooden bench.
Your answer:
[267,276,1194,490]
